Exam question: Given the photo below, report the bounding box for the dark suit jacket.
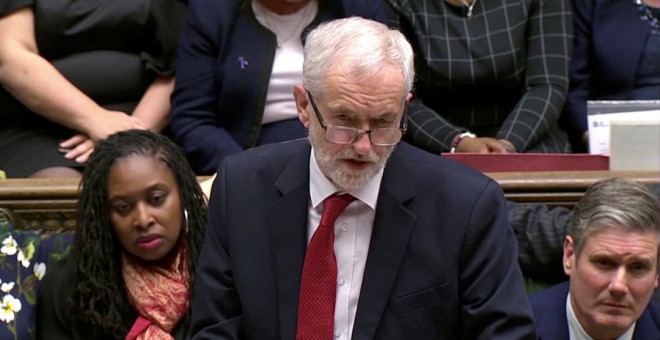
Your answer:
[529,281,660,339]
[170,0,386,174]
[191,139,537,339]
[561,0,651,151]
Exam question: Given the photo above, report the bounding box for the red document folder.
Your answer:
[442,153,610,172]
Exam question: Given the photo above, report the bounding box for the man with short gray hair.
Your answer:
[529,177,660,339]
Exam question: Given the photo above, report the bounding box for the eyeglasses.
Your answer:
[307,91,407,147]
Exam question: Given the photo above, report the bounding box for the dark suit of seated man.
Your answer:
[529,178,660,339]
[190,16,537,340]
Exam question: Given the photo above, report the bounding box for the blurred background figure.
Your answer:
[170,0,385,175]
[385,0,573,154]
[36,130,207,339]
[560,0,660,152]
[0,1,186,178]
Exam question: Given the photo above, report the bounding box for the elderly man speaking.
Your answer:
[191,17,537,339]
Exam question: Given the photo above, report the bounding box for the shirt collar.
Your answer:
[309,148,383,210]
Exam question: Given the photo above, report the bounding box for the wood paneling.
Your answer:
[1,171,658,230]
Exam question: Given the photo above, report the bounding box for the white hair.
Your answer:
[302,17,414,100]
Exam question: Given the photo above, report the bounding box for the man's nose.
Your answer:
[608,268,630,296]
[352,131,373,155]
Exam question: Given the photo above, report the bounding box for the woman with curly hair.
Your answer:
[36,130,207,339]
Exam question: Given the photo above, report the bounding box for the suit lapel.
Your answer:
[268,144,311,340]
[535,283,570,340]
[632,305,660,340]
[352,150,417,339]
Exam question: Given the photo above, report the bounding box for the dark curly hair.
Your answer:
[71,130,207,338]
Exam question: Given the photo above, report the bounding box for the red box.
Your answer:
[442,153,610,172]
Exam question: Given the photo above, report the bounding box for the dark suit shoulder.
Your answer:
[527,281,570,340]
[392,142,496,192]
[223,139,309,171]
[218,139,311,194]
[528,281,569,308]
[647,300,660,327]
[633,300,660,339]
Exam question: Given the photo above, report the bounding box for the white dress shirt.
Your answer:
[308,149,384,339]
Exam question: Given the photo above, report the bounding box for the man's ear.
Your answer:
[406,92,412,103]
[293,85,311,128]
[563,235,575,276]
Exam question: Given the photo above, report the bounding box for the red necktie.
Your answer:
[296,194,355,340]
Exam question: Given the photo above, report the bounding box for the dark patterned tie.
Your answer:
[296,194,355,340]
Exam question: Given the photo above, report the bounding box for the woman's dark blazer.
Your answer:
[561,0,651,151]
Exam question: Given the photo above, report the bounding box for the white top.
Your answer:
[308,148,384,339]
[566,292,635,340]
[252,1,318,124]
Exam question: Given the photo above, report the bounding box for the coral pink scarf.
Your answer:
[122,246,189,340]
